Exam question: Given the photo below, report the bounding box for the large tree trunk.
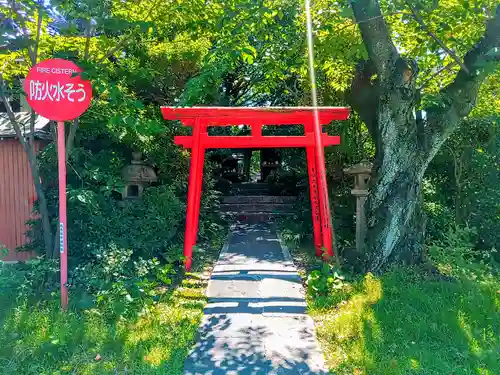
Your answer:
[349,1,500,272]
[359,60,427,272]
[364,130,427,271]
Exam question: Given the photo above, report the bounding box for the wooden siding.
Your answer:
[0,139,37,261]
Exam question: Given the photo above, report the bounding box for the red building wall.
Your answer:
[0,139,38,261]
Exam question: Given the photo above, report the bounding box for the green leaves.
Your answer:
[0,243,8,259]
[241,46,257,64]
[307,258,346,298]
[338,7,353,19]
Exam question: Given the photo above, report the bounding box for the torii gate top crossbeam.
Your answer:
[161,106,349,126]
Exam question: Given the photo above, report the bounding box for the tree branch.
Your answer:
[29,5,43,151]
[337,10,410,32]
[418,61,456,90]
[3,1,54,257]
[12,1,34,65]
[98,0,162,64]
[66,18,93,159]
[283,81,300,102]
[350,0,399,77]
[405,1,469,74]
[31,2,43,66]
[0,73,28,151]
[424,5,500,158]
[1,71,54,256]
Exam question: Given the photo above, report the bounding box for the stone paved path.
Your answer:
[184,222,329,375]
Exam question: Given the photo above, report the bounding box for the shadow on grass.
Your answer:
[0,241,220,375]
[283,239,500,374]
[308,266,500,375]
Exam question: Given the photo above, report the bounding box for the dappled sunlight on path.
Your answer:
[184,222,328,375]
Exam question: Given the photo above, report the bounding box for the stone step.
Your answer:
[232,189,271,196]
[220,212,294,223]
[232,183,269,190]
[219,203,294,213]
[232,183,270,195]
[222,195,297,205]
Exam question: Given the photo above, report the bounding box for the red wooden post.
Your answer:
[191,131,207,252]
[306,146,322,256]
[252,123,262,137]
[191,149,205,246]
[57,121,68,310]
[311,121,334,258]
[183,118,203,270]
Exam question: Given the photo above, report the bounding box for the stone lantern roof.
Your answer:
[344,161,373,196]
[343,160,372,175]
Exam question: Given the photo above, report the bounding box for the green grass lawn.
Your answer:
[0,276,205,375]
[0,250,218,375]
[292,246,500,375]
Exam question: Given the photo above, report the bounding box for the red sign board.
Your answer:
[24,58,92,121]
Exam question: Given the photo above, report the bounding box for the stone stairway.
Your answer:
[220,183,297,219]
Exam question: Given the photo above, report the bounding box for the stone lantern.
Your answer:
[121,152,157,199]
[344,161,373,254]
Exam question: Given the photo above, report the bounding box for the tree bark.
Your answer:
[349,1,500,272]
[357,56,426,272]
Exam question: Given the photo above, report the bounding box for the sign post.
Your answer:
[24,58,92,310]
[57,121,68,308]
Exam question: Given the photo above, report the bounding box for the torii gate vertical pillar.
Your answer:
[306,146,322,256]
[311,119,334,259]
[183,118,204,270]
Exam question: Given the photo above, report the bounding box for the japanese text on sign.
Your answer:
[29,80,87,103]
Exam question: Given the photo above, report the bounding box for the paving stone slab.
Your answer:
[207,277,262,299]
[184,335,272,375]
[212,263,297,273]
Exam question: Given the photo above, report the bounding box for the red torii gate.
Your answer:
[161,107,350,270]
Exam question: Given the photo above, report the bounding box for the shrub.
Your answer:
[0,258,60,301]
[22,140,224,311]
[428,225,498,279]
[425,117,499,252]
[306,251,346,298]
[0,243,8,259]
[66,184,185,263]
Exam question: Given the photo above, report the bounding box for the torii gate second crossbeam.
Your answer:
[162,107,350,270]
